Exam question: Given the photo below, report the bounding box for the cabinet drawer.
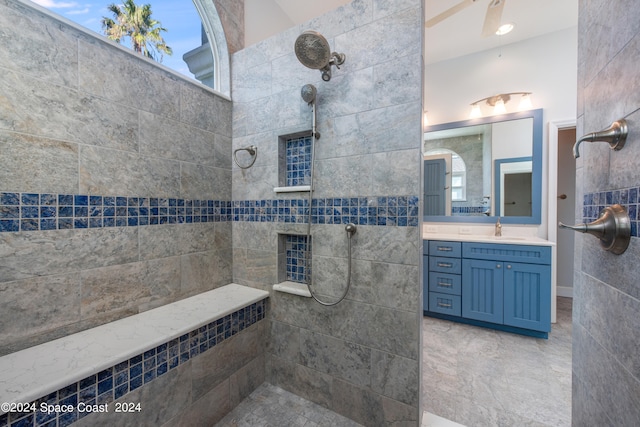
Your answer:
[429,272,461,295]
[428,241,462,258]
[429,256,462,274]
[462,242,551,265]
[429,292,461,317]
[423,240,429,255]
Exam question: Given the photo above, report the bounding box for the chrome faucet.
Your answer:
[495,217,502,237]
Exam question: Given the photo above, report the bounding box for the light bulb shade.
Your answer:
[423,111,429,127]
[493,98,506,114]
[469,104,481,118]
[519,93,533,110]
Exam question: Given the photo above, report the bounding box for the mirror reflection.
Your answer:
[423,109,542,224]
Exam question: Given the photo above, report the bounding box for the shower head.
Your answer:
[294,30,346,81]
[301,84,317,105]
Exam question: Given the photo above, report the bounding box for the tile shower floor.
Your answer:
[216,298,572,427]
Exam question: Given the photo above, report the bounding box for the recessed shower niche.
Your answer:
[277,234,312,285]
[275,131,313,193]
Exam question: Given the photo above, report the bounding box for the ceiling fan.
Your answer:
[425,0,506,37]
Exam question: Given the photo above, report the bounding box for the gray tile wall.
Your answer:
[0,0,233,355]
[573,0,640,424]
[231,0,423,425]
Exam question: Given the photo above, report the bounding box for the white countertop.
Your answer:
[423,233,555,246]
[0,283,269,410]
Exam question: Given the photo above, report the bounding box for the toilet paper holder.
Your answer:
[559,204,630,255]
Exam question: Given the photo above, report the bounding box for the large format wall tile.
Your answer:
[0,131,78,194]
[0,0,78,86]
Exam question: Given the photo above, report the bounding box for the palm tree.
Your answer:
[102,0,172,62]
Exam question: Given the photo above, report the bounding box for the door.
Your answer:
[503,262,552,332]
[424,158,446,215]
[556,127,576,297]
[462,259,503,324]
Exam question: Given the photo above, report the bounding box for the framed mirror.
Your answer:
[423,108,542,224]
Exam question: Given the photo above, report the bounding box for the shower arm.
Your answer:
[573,119,628,158]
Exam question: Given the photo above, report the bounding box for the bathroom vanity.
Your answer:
[423,236,553,338]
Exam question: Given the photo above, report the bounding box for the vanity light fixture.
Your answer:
[495,23,514,36]
[469,92,533,118]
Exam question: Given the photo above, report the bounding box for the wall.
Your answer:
[0,0,233,356]
[572,0,640,425]
[231,0,424,424]
[424,28,578,238]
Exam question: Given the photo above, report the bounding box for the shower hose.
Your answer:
[304,126,355,306]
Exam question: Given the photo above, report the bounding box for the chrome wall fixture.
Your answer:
[233,145,258,169]
[573,118,628,159]
[559,204,630,255]
[294,30,346,82]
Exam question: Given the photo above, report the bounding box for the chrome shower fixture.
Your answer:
[294,30,346,81]
[573,118,628,159]
[301,83,317,105]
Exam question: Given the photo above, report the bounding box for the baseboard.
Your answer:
[557,286,573,298]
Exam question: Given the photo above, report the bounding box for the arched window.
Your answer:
[33,0,229,95]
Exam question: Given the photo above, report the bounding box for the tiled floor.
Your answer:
[422,297,572,427]
[216,298,572,427]
[214,383,364,427]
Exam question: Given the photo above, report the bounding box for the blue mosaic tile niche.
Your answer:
[285,235,311,284]
[583,187,640,237]
[285,136,312,187]
[0,300,266,427]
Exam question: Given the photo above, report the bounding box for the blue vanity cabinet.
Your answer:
[425,239,552,338]
[461,259,504,324]
[426,241,462,317]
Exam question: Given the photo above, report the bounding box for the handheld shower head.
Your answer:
[301,84,317,105]
[294,30,346,81]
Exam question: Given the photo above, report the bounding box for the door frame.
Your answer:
[547,119,577,323]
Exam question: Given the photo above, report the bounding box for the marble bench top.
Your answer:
[0,283,269,410]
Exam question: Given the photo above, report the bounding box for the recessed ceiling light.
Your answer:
[496,23,514,36]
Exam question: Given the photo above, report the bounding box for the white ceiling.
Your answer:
[244,0,578,63]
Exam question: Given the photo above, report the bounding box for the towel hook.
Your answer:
[233,145,258,169]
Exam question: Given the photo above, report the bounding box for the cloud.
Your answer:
[32,0,79,9]
[66,7,90,15]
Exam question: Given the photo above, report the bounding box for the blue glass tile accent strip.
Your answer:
[0,299,266,427]
[232,195,419,227]
[0,192,232,233]
[286,235,311,284]
[286,136,312,187]
[583,187,639,237]
[451,206,486,215]
[0,192,419,232]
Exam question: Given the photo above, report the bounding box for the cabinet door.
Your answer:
[503,262,551,332]
[462,259,504,324]
[423,256,429,313]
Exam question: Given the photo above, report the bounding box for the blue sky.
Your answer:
[33,0,202,79]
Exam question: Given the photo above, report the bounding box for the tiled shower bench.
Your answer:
[0,284,269,427]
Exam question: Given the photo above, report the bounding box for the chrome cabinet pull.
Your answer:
[438,282,453,287]
[437,246,453,252]
[507,264,512,269]
[438,262,453,268]
[496,264,501,269]
[437,302,452,308]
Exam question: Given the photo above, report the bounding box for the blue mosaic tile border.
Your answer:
[452,206,486,215]
[286,235,311,284]
[0,192,420,232]
[0,192,232,233]
[0,299,266,427]
[583,188,640,237]
[233,196,420,226]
